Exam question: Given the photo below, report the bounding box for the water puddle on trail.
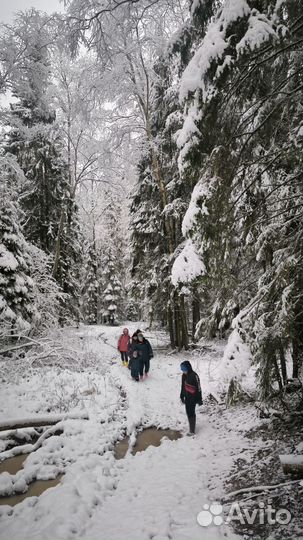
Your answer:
[115,427,182,460]
[0,454,63,507]
[0,454,26,475]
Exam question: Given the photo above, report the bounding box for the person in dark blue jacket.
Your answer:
[180,361,203,435]
[134,332,153,379]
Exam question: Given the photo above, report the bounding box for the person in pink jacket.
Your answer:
[117,328,130,366]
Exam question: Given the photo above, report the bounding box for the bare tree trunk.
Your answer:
[67,107,72,187]
[167,305,175,348]
[279,344,287,384]
[173,292,182,351]
[149,310,153,329]
[292,340,301,378]
[180,294,189,350]
[52,208,65,280]
[192,292,200,342]
[273,354,284,393]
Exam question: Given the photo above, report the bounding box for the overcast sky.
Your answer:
[0,0,63,23]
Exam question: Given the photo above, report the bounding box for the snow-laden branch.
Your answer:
[171,239,206,286]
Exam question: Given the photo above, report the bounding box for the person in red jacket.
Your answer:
[117,328,130,366]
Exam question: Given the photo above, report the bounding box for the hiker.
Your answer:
[129,349,140,381]
[117,328,130,366]
[128,331,139,377]
[134,332,153,380]
[180,361,203,435]
[128,331,139,360]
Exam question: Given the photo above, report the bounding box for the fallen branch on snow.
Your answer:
[222,479,302,502]
[0,423,64,463]
[0,412,89,432]
[0,342,35,355]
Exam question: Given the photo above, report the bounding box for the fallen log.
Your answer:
[280,454,303,477]
[0,424,64,463]
[0,412,89,432]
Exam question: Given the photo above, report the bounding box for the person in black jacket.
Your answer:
[128,332,140,380]
[180,360,203,435]
[134,332,154,379]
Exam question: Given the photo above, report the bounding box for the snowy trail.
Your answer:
[0,325,260,540]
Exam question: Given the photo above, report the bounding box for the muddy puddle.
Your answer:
[115,427,182,460]
[0,454,63,507]
[0,454,26,475]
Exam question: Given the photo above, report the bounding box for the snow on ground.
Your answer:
[0,324,262,539]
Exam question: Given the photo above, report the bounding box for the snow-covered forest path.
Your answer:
[0,325,260,540]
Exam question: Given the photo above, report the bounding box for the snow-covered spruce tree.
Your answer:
[3,11,66,254]
[233,1,303,394]
[130,151,168,327]
[130,0,221,347]
[2,11,83,324]
[172,0,259,340]
[174,0,303,396]
[130,131,187,342]
[0,155,62,339]
[100,249,123,325]
[130,47,194,347]
[53,195,83,325]
[98,190,128,324]
[0,157,36,338]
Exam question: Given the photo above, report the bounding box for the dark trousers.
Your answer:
[130,358,140,380]
[139,357,150,376]
[185,399,197,433]
[120,351,128,363]
[185,399,196,419]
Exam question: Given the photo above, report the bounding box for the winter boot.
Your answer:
[188,415,196,435]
